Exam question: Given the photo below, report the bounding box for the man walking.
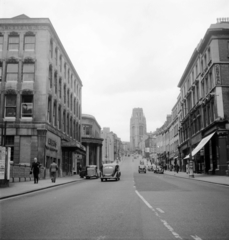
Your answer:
[31,158,40,184]
[49,159,58,183]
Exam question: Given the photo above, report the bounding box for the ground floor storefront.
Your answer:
[0,122,86,178]
[179,127,229,175]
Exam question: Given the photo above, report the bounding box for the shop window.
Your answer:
[5,136,14,161]
[21,95,33,118]
[0,35,3,51]
[5,95,17,117]
[8,35,19,51]
[6,63,18,81]
[23,63,35,81]
[24,35,35,51]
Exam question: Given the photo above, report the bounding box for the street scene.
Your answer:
[1,155,229,240]
[1,1,229,240]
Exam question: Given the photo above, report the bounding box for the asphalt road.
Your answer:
[1,156,229,240]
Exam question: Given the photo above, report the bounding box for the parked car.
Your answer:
[80,165,99,179]
[139,160,146,174]
[100,164,121,181]
[154,166,164,174]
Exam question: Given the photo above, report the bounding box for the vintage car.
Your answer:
[79,165,99,179]
[139,160,146,174]
[100,164,121,181]
[154,166,164,174]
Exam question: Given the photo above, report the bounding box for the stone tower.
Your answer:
[130,108,147,152]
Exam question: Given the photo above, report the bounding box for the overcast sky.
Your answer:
[1,0,228,141]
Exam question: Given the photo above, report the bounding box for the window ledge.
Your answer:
[20,117,33,121]
[4,117,16,121]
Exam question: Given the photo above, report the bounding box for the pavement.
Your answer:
[1,170,229,200]
[0,174,82,200]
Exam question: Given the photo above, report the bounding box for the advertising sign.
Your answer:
[0,146,6,180]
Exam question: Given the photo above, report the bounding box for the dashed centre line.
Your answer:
[156,208,165,213]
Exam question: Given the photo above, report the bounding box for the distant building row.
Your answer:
[155,19,229,175]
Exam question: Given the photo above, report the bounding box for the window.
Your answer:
[70,94,72,110]
[47,97,52,123]
[55,48,58,65]
[59,55,62,72]
[70,117,72,137]
[8,35,19,51]
[59,78,62,99]
[5,95,17,117]
[63,111,66,132]
[0,62,2,81]
[21,95,33,118]
[53,102,57,126]
[0,35,3,51]
[24,35,35,51]
[54,72,57,94]
[6,63,18,81]
[71,75,73,88]
[64,64,66,78]
[49,65,52,88]
[83,125,92,136]
[211,101,214,122]
[50,39,53,58]
[64,85,66,104]
[23,63,35,81]
[207,47,211,63]
[67,89,69,108]
[58,106,61,130]
[68,69,70,84]
[67,114,69,135]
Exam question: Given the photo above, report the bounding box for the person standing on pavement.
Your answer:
[31,158,41,184]
[176,164,179,173]
[49,159,58,183]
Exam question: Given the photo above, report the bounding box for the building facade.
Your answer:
[0,14,85,177]
[81,114,103,170]
[130,108,147,153]
[178,19,229,175]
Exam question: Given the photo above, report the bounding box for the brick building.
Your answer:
[178,19,229,175]
[0,14,85,177]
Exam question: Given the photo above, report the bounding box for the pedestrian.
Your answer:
[31,157,41,184]
[176,164,179,173]
[49,159,58,183]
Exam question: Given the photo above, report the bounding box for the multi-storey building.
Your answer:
[81,114,103,169]
[178,18,229,175]
[0,14,85,177]
[130,108,147,153]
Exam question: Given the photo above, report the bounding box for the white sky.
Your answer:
[1,0,228,141]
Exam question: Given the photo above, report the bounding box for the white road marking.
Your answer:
[135,190,152,209]
[191,235,202,240]
[156,208,165,213]
[161,220,183,240]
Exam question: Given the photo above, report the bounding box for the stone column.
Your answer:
[86,143,89,166]
[96,145,100,169]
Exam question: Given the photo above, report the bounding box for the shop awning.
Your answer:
[183,132,215,159]
[61,140,86,155]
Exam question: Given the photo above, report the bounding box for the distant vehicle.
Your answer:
[154,166,164,174]
[79,165,99,179]
[139,160,146,174]
[100,164,121,182]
